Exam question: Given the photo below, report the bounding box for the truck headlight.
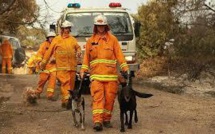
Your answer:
[125,55,136,63]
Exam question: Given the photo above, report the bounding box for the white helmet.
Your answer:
[61,20,73,28]
[47,32,56,37]
[94,15,108,25]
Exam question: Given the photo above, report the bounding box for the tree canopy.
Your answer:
[0,0,47,48]
[136,0,215,59]
[0,0,39,34]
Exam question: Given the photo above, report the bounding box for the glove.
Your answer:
[121,71,129,79]
[118,74,127,87]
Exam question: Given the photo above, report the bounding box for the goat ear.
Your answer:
[68,90,73,93]
[121,82,127,87]
[131,87,135,92]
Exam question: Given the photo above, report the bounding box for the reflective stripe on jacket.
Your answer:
[81,32,128,81]
[42,35,81,71]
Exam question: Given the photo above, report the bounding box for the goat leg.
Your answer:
[125,112,128,125]
[134,109,138,123]
[72,111,79,127]
[120,110,125,132]
[81,98,85,130]
[128,110,133,129]
[80,112,85,130]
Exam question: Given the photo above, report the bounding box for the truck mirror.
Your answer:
[50,24,56,32]
[134,21,141,37]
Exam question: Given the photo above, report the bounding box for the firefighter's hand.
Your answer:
[76,52,82,58]
[80,72,87,79]
[39,62,45,70]
[80,72,84,79]
[49,57,56,64]
[121,71,129,79]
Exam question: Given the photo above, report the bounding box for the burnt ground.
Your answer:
[0,74,215,134]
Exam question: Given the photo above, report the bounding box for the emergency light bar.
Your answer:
[109,2,122,8]
[67,3,81,8]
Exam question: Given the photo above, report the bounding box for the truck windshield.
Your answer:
[66,12,133,37]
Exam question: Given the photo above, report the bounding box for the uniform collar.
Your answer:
[93,32,109,42]
[61,33,70,39]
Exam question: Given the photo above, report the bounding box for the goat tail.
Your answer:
[133,90,153,98]
[134,109,138,123]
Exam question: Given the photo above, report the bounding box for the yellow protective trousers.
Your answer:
[2,58,12,74]
[57,70,76,103]
[36,71,56,98]
[91,80,118,123]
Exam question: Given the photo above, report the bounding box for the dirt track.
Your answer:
[0,74,215,134]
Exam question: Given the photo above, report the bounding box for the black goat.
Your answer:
[118,74,153,132]
[67,73,86,130]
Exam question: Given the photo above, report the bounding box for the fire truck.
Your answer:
[52,2,140,93]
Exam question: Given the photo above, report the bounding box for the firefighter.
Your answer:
[80,14,129,131]
[35,32,57,100]
[0,39,13,74]
[27,53,39,74]
[40,21,81,107]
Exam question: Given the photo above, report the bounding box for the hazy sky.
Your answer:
[36,0,148,23]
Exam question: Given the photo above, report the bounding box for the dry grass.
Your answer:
[136,56,168,78]
[135,56,215,79]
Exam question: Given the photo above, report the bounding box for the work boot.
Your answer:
[93,122,103,131]
[47,96,57,101]
[103,121,113,128]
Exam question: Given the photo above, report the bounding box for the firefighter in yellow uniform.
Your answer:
[0,39,13,74]
[35,32,57,100]
[80,15,129,131]
[27,53,39,74]
[40,21,81,107]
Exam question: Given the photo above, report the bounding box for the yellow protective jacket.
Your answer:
[0,40,13,59]
[27,54,37,68]
[41,35,81,71]
[27,54,40,73]
[81,32,129,81]
[36,41,56,73]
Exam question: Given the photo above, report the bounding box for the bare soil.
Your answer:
[0,74,215,134]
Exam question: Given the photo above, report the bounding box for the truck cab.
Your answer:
[54,2,139,93]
